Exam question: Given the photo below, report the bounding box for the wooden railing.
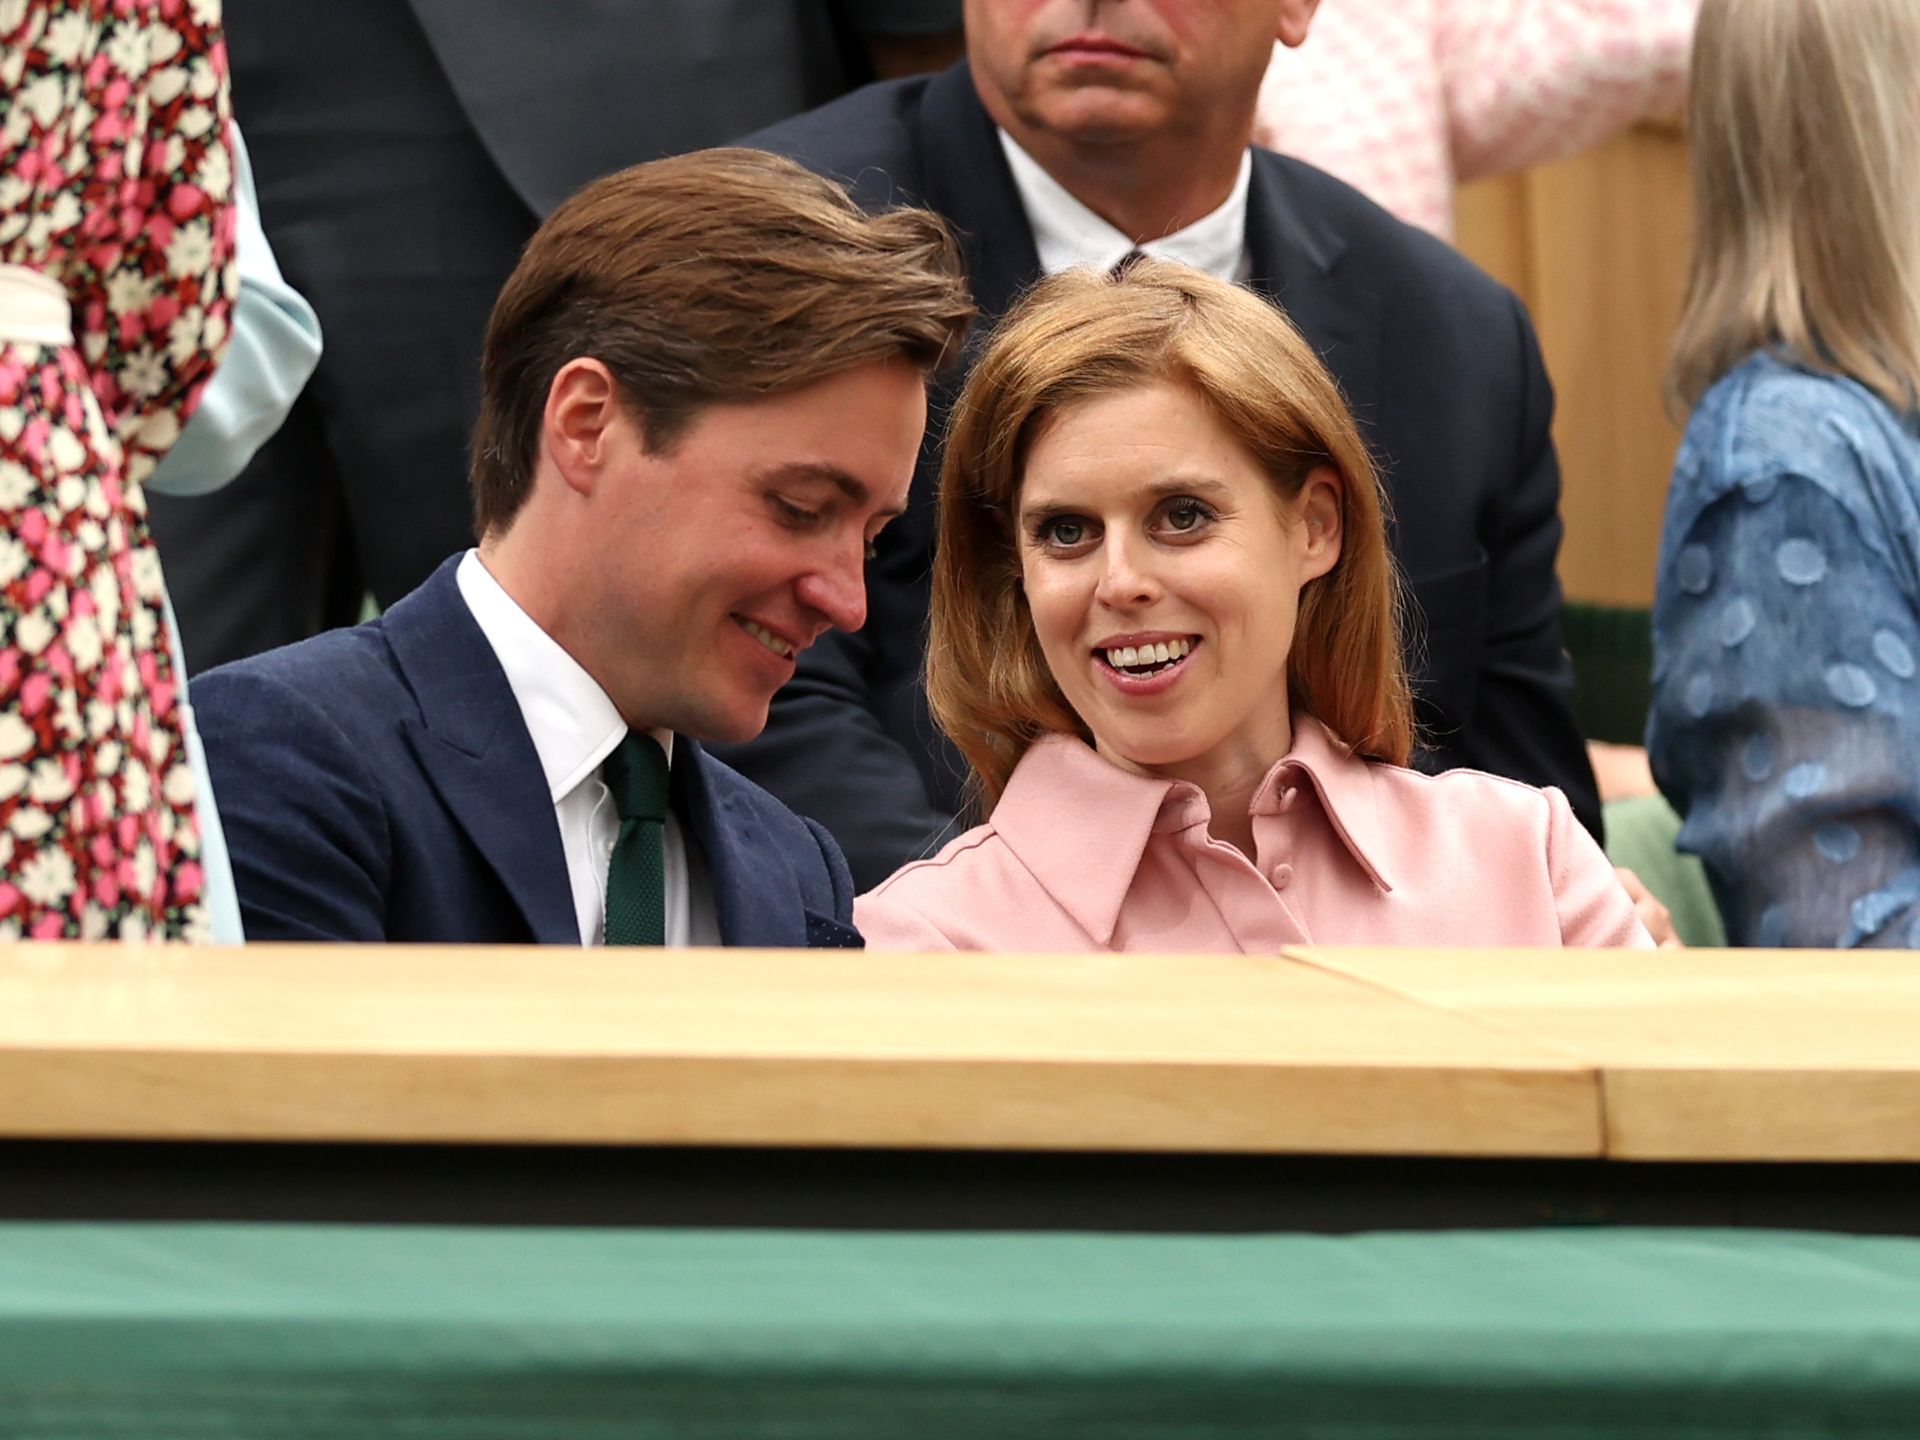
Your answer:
[2,943,1913,1162]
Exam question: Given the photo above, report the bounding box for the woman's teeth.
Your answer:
[1105,637,1193,673]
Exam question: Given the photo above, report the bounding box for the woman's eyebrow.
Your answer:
[1019,474,1230,513]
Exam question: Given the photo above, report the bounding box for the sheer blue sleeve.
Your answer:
[1649,398,1920,947]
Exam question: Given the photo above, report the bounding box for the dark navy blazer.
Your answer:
[719,62,1601,888]
[195,558,860,947]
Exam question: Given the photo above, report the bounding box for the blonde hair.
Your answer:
[929,260,1413,810]
[1668,0,1920,413]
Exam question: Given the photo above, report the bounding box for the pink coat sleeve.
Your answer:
[1545,786,1656,947]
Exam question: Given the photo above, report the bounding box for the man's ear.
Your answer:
[542,357,624,497]
[1294,464,1343,581]
[1276,0,1321,49]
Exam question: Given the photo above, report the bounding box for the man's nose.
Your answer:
[795,546,868,634]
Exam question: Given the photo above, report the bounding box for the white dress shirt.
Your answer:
[455,550,721,947]
[996,130,1254,282]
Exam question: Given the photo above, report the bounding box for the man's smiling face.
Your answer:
[577,359,925,742]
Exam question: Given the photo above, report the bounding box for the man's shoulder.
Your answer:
[1252,149,1521,319]
[196,560,480,737]
[740,72,936,203]
[194,619,410,732]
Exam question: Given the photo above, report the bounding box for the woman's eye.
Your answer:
[1164,500,1209,532]
[1039,516,1088,547]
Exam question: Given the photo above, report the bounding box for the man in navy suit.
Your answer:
[722,0,1604,888]
[194,150,973,947]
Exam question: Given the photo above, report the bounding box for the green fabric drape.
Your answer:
[3,1222,1919,1437]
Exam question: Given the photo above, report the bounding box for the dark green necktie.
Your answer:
[602,732,670,947]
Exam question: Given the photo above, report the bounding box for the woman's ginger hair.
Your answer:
[1667,0,1920,414]
[929,259,1412,810]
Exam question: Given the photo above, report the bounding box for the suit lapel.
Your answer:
[384,561,580,944]
[1244,151,1384,454]
[914,63,1042,334]
[897,64,1042,570]
[676,742,810,949]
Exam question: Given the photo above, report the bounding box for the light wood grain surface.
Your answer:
[1288,948,1920,1161]
[0,943,1597,1155]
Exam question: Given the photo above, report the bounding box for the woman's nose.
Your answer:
[1093,534,1161,609]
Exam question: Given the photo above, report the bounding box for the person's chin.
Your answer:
[1089,716,1199,769]
[708,698,775,747]
[1032,88,1166,140]
[671,686,775,747]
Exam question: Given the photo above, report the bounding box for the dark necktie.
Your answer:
[602,732,670,946]
[1110,248,1146,278]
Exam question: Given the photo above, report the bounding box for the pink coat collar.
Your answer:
[989,716,1398,946]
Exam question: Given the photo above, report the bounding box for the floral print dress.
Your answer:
[0,0,235,939]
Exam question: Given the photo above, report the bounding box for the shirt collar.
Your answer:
[990,715,1394,945]
[454,549,672,804]
[996,128,1252,282]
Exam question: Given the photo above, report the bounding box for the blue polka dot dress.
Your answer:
[1648,352,1920,947]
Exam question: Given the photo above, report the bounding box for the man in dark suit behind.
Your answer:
[722,0,1603,888]
[194,151,973,948]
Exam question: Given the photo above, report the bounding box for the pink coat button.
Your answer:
[1269,863,1295,889]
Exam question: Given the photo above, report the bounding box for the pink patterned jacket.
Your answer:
[1256,0,1696,237]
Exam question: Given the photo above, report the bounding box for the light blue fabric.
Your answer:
[147,130,323,499]
[1648,351,1920,948]
[147,127,323,943]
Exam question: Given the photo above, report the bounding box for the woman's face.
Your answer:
[1014,380,1340,784]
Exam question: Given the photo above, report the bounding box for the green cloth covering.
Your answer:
[1605,792,1729,947]
[3,1223,1920,1436]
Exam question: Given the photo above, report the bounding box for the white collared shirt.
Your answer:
[996,129,1254,282]
[455,550,721,947]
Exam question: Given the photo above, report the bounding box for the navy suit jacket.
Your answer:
[719,63,1601,888]
[195,559,860,947]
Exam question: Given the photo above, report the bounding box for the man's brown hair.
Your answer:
[470,147,973,536]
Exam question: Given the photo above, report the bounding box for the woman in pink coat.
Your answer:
[855,261,1650,953]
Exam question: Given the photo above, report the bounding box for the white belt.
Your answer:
[0,264,73,348]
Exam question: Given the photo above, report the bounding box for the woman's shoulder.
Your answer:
[861,821,1017,901]
[1358,755,1567,840]
[855,738,1160,951]
[1682,353,1914,496]
[853,821,1061,952]
[1696,350,1888,419]
[1343,755,1642,944]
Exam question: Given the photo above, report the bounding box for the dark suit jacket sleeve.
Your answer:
[712,622,957,892]
[803,815,858,924]
[195,668,393,942]
[1468,294,1602,838]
